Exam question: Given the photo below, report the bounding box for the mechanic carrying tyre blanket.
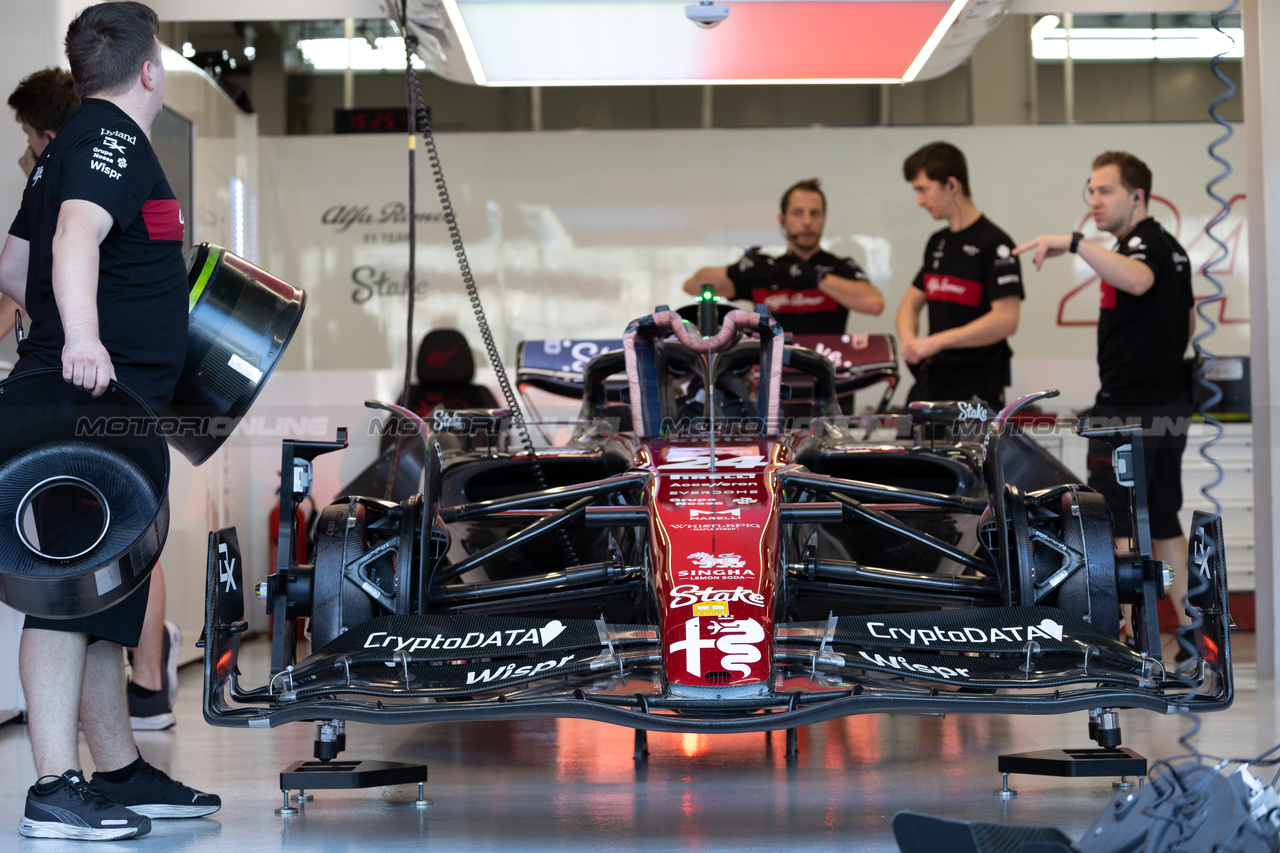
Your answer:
[0,2,220,840]
[682,178,884,335]
[1015,150,1196,643]
[896,142,1024,410]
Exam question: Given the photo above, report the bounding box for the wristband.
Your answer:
[1069,232,1083,254]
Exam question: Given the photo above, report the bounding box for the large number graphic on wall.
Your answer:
[1056,194,1248,327]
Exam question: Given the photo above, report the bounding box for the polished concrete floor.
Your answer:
[0,635,1271,851]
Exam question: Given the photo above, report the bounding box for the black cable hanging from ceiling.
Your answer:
[395,3,578,564]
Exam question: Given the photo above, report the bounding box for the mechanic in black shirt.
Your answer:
[1015,150,1195,638]
[0,3,218,840]
[896,142,1023,408]
[7,64,178,733]
[682,178,884,334]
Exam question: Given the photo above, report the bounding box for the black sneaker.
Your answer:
[127,681,175,731]
[90,758,221,819]
[19,770,150,840]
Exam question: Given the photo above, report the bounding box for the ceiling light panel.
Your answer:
[1031,20,1243,62]
[448,1,964,85]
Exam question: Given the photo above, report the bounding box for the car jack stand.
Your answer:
[634,729,649,761]
[275,720,430,815]
[994,709,1146,798]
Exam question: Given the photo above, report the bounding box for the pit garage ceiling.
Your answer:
[148,0,1233,85]
[401,1,1013,86]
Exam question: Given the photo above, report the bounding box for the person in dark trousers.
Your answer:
[896,142,1023,409]
[1016,150,1195,651]
[8,67,181,733]
[683,178,883,334]
[0,3,219,840]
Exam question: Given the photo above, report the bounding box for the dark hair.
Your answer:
[780,178,826,216]
[1092,151,1153,204]
[64,2,160,99]
[902,141,971,198]
[8,68,80,134]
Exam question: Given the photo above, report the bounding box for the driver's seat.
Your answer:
[404,329,498,415]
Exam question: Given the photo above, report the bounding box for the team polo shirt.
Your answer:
[1096,218,1194,406]
[911,215,1024,378]
[727,249,869,335]
[9,98,188,409]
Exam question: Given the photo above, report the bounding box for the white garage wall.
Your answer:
[160,49,256,663]
[204,122,1250,628]
[257,121,1248,403]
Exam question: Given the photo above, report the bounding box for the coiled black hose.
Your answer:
[397,5,577,564]
[1168,0,1235,773]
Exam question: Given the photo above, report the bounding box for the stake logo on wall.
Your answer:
[323,202,447,303]
[350,266,428,304]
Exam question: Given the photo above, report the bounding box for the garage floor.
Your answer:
[0,634,1270,851]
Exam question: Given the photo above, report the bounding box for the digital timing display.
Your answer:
[334,108,412,134]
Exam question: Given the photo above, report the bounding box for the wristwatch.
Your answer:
[1069,232,1084,254]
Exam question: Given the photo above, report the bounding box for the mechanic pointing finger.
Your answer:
[1011,234,1066,272]
[1016,151,1196,650]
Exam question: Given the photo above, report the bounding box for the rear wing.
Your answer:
[516,339,623,399]
[790,333,899,413]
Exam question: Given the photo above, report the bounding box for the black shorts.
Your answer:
[11,357,164,646]
[1085,404,1191,540]
[23,577,152,647]
[11,356,175,414]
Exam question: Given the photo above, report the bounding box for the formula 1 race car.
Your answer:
[202,302,1233,751]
